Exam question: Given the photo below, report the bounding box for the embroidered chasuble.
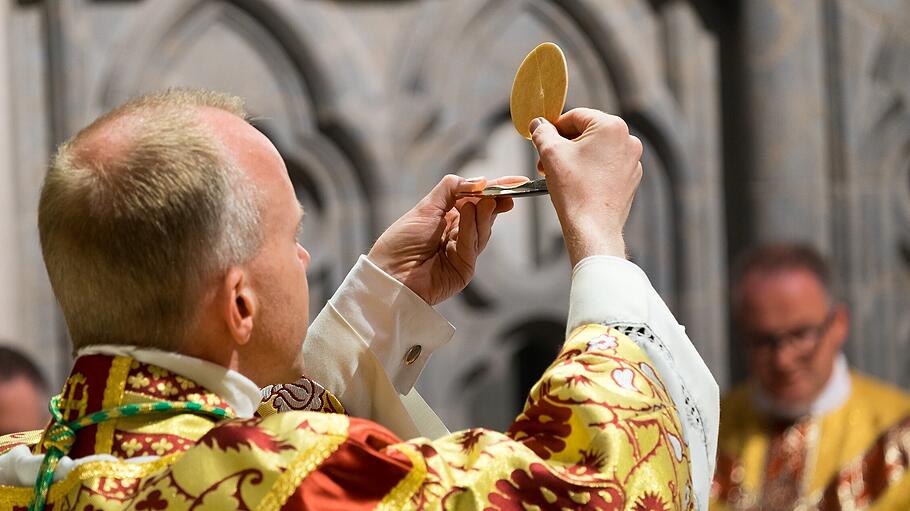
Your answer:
[711,373,910,510]
[0,324,694,510]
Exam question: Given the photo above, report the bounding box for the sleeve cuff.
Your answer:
[328,255,455,393]
[567,255,652,335]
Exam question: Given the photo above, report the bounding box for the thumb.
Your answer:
[425,174,487,211]
[529,117,563,165]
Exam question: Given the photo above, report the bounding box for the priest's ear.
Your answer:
[224,266,256,346]
[828,303,849,350]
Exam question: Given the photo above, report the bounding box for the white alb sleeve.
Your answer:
[302,255,453,439]
[567,255,719,511]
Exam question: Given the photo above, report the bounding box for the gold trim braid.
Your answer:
[256,414,349,511]
[95,356,131,454]
[375,443,427,511]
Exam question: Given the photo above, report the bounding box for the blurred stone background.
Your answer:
[0,0,906,431]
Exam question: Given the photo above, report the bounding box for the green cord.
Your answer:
[28,394,232,510]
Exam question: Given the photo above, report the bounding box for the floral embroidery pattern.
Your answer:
[135,489,168,510]
[2,325,692,510]
[124,361,232,412]
[457,429,485,453]
[633,491,670,511]
[127,374,151,390]
[112,432,190,458]
[121,438,143,457]
[485,463,622,510]
[507,389,573,459]
[588,333,619,352]
[199,418,294,454]
[150,439,174,455]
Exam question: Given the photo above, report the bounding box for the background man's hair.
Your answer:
[730,242,834,318]
[0,345,48,393]
[38,88,263,353]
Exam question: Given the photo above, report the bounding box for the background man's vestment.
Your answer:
[0,256,719,510]
[711,358,910,511]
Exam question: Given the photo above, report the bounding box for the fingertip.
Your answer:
[488,175,530,187]
[457,176,487,193]
[477,197,497,214]
[629,135,643,160]
[494,197,515,213]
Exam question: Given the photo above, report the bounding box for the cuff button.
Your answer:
[404,345,422,365]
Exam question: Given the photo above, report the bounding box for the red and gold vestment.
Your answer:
[0,324,691,510]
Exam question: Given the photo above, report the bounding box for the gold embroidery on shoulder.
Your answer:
[59,373,88,420]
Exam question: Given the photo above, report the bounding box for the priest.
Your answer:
[711,244,910,510]
[0,89,718,510]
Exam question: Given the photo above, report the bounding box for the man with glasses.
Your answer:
[710,243,910,510]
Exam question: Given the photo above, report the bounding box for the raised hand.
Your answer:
[529,108,643,265]
[368,175,526,305]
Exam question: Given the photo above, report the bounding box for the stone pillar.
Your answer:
[742,0,830,250]
[0,1,21,344]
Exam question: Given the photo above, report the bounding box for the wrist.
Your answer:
[560,219,626,265]
[568,238,626,267]
[366,243,395,272]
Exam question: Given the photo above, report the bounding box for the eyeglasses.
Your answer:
[745,308,836,357]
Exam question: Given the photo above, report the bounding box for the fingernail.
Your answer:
[529,117,544,134]
[465,176,485,183]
